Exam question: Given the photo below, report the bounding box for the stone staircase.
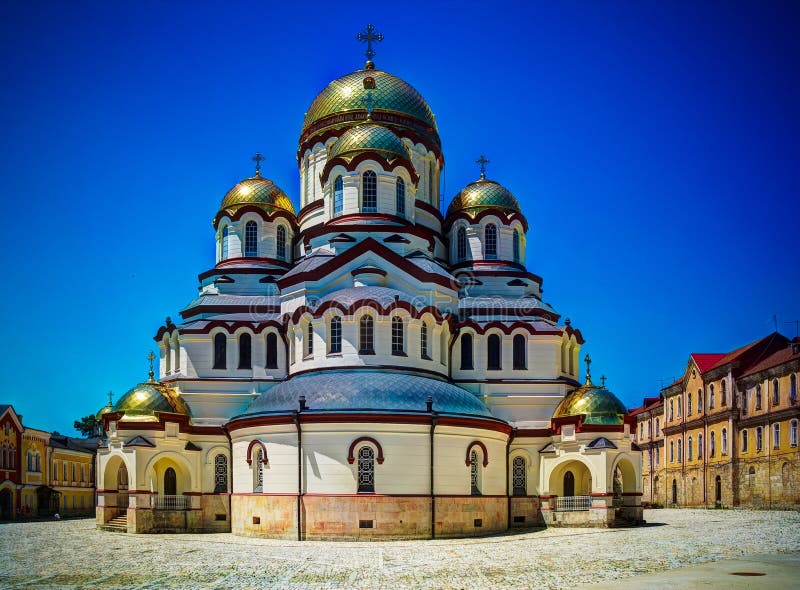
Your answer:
[100,514,128,533]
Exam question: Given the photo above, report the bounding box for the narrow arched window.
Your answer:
[669,441,674,462]
[304,156,310,202]
[238,333,252,369]
[513,334,526,370]
[487,333,501,370]
[687,392,693,415]
[420,322,429,359]
[173,335,180,373]
[672,479,677,504]
[709,384,715,409]
[742,429,748,452]
[697,389,703,412]
[484,224,497,259]
[362,170,377,212]
[214,454,228,493]
[276,225,287,260]
[791,374,797,403]
[721,380,727,405]
[164,467,177,496]
[470,450,481,495]
[253,448,263,493]
[756,385,762,410]
[244,221,258,257]
[790,419,798,447]
[428,159,435,202]
[396,177,405,216]
[265,333,278,368]
[512,230,520,263]
[773,379,780,405]
[698,433,703,457]
[163,336,171,376]
[333,175,343,216]
[440,328,447,365]
[221,226,230,260]
[688,436,693,460]
[391,317,404,355]
[677,438,682,462]
[756,426,763,451]
[722,428,728,454]
[710,431,716,457]
[306,323,314,357]
[773,423,780,449]
[213,333,227,369]
[357,446,375,493]
[460,333,473,370]
[359,316,374,354]
[329,316,342,354]
[512,456,526,496]
[457,226,467,261]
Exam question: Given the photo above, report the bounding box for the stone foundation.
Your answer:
[509,496,544,528]
[434,496,507,538]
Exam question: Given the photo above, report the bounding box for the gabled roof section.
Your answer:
[708,332,788,373]
[125,435,155,448]
[0,405,22,431]
[691,353,726,374]
[586,437,618,449]
[741,337,800,377]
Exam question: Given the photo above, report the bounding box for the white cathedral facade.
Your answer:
[96,30,643,539]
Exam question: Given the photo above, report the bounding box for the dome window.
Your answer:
[213,333,227,370]
[457,227,467,261]
[276,226,287,260]
[460,333,474,370]
[513,334,526,370]
[420,322,429,360]
[487,334,501,370]
[513,230,520,263]
[265,333,278,369]
[306,323,314,358]
[396,177,405,216]
[391,317,405,355]
[329,317,342,354]
[238,333,252,369]
[484,224,497,259]
[362,170,377,212]
[221,226,230,260]
[359,316,375,354]
[244,221,258,257]
[333,176,343,216]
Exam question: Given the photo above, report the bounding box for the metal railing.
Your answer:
[153,495,189,510]
[554,495,591,512]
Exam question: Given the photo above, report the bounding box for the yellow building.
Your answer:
[49,434,97,516]
[20,428,49,514]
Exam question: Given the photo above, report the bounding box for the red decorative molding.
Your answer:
[351,266,388,277]
[515,428,553,437]
[454,320,561,336]
[465,441,489,467]
[414,199,444,223]
[347,437,385,465]
[289,299,446,325]
[213,206,298,230]
[590,492,614,497]
[198,262,291,282]
[297,199,325,224]
[176,319,283,334]
[320,152,419,185]
[246,440,268,466]
[622,492,643,496]
[445,208,529,232]
[299,218,441,252]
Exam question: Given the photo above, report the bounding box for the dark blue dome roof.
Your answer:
[235,370,494,419]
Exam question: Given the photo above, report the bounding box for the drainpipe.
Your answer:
[506,427,516,530]
[427,396,437,539]
[295,395,306,541]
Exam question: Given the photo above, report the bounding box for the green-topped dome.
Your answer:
[113,382,188,420]
[219,174,296,218]
[446,178,522,218]
[553,379,627,426]
[329,124,409,162]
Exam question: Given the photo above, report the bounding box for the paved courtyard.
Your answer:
[1,509,799,589]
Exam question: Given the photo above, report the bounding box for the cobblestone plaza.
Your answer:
[2,509,799,589]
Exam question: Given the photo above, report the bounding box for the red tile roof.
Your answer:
[741,342,800,377]
[707,333,787,373]
[691,353,726,374]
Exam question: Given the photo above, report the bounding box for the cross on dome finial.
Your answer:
[584,353,592,385]
[107,390,114,407]
[476,154,490,180]
[601,374,607,387]
[357,24,383,69]
[251,152,265,177]
[147,350,156,382]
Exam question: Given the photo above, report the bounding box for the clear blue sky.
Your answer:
[1,1,798,434]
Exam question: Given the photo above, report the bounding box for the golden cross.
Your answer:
[252,152,265,176]
[357,24,384,66]
[476,154,490,180]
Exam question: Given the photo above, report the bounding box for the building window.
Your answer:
[484,224,497,259]
[512,230,520,263]
[359,316,374,354]
[238,333,252,369]
[304,156,310,201]
[721,380,727,406]
[460,333,474,370]
[755,426,764,451]
[639,423,644,440]
[391,317,404,355]
[655,446,660,466]
[773,379,780,406]
[213,333,227,369]
[362,170,377,211]
[648,421,652,438]
[677,439,682,462]
[677,398,681,418]
[709,384,715,409]
[687,392,693,416]
[512,334,527,370]
[470,450,481,495]
[265,333,278,368]
[512,456,526,496]
[791,420,798,447]
[487,334,501,370]
[710,432,716,457]
[688,436,693,460]
[253,448,263,493]
[333,175,343,216]
[305,322,314,357]
[329,317,342,354]
[428,159,435,202]
[669,441,674,463]
[244,221,258,257]
[214,454,228,493]
[276,225,287,260]
[722,428,728,455]
[669,400,674,421]
[420,322,429,359]
[457,227,467,260]
[756,385,762,410]
[773,423,781,449]
[698,433,703,458]
[742,429,748,452]
[656,418,660,437]
[672,479,677,504]
[357,446,375,493]
[221,226,230,259]
[396,177,405,216]
[697,389,703,412]
[63,461,68,480]
[790,374,797,403]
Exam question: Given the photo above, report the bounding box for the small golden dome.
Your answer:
[113,382,188,420]
[329,124,409,162]
[446,179,522,218]
[219,175,296,218]
[553,379,627,426]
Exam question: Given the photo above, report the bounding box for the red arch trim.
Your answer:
[321,153,420,185]
[347,437,385,465]
[246,440,268,465]
[290,300,446,325]
[465,441,489,467]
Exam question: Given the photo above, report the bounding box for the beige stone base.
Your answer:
[509,496,545,528]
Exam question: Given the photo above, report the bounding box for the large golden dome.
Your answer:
[446,178,523,218]
[113,382,188,420]
[553,379,627,426]
[219,174,296,218]
[328,124,409,162]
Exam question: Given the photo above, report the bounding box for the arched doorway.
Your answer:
[564,471,575,497]
[164,467,177,496]
[653,476,659,501]
[0,489,12,520]
[715,475,722,504]
[118,464,129,491]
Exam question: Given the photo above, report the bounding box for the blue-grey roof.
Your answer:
[459,296,557,315]
[183,294,280,309]
[236,370,495,419]
[314,287,432,309]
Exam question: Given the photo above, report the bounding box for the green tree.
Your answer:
[73,415,98,437]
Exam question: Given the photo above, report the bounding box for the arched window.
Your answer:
[756,385,762,410]
[253,448,263,493]
[654,446,660,466]
[163,336,171,376]
[773,379,780,405]
[428,159,435,202]
[687,392,693,415]
[487,334,501,370]
[669,399,674,421]
[687,436,693,460]
[563,470,575,497]
[756,426,763,451]
[709,384,715,409]
[791,374,797,403]
[697,389,703,412]
[721,380,727,405]
[329,317,342,354]
[164,467,177,496]
[362,170,377,212]
[306,322,314,357]
[391,317,404,355]
[333,175,343,216]
[359,316,374,354]
[265,333,278,368]
[513,334,526,370]
[710,431,716,457]
[440,328,447,365]
[172,334,180,373]
[396,177,405,216]
[460,333,473,370]
[512,230,520,263]
[304,156,310,202]
[742,429,748,452]
[213,333,227,369]
[677,439,682,462]
[790,419,798,447]
[420,322,429,359]
[470,449,481,495]
[457,227,467,261]
[276,225,287,260]
[669,441,674,462]
[484,224,497,259]
[698,433,703,457]
[244,221,258,257]
[221,226,230,260]
[357,446,375,493]
[512,456,526,496]
[722,428,728,454]
[773,423,781,449]
[238,333,252,369]
[214,454,228,493]
[655,418,660,436]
